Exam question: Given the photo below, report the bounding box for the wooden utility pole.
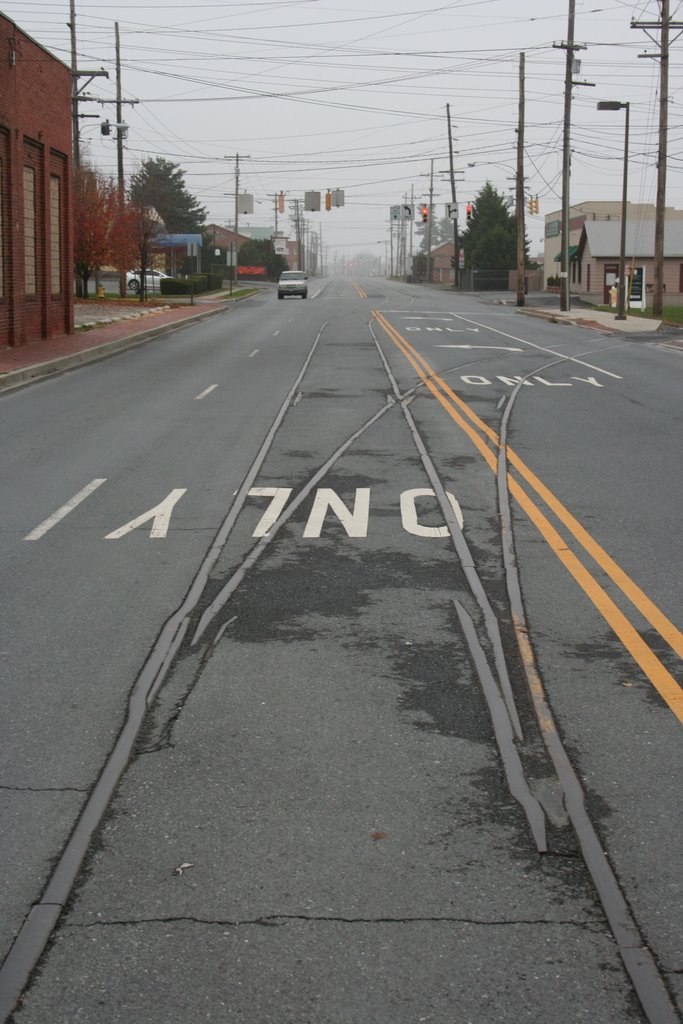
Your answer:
[115,23,126,297]
[446,103,459,289]
[560,0,576,312]
[656,5,668,318]
[632,1,682,317]
[69,0,80,169]
[234,153,241,259]
[426,158,435,284]
[516,53,526,307]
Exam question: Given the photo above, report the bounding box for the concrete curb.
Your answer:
[0,303,229,394]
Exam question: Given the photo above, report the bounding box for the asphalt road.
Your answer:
[0,278,681,1023]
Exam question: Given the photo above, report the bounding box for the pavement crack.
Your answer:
[0,785,86,793]
[68,914,604,932]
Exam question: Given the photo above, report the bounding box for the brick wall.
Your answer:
[0,15,73,346]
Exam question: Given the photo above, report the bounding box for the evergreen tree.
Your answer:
[461,182,522,270]
[129,158,207,233]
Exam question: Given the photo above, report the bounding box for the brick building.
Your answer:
[427,240,456,284]
[0,15,73,347]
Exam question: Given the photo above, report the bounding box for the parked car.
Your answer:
[277,271,308,300]
[127,270,171,295]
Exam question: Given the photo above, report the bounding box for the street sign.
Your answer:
[629,266,646,310]
[446,202,458,220]
[390,204,414,221]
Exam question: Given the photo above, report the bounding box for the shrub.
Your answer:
[160,275,207,295]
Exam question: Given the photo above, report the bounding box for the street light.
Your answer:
[597,100,630,320]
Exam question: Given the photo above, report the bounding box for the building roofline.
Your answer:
[1,12,72,74]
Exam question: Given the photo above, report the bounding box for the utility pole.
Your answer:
[516,53,526,307]
[426,158,435,284]
[294,200,303,272]
[554,0,589,311]
[115,22,126,297]
[69,0,79,169]
[229,153,250,283]
[68,0,109,171]
[560,0,576,312]
[389,217,394,277]
[446,104,459,289]
[632,1,683,318]
[233,154,241,287]
[409,183,415,278]
[114,24,124,199]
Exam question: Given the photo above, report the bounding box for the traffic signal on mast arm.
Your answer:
[421,204,429,223]
[325,190,332,211]
[533,195,539,214]
[466,202,473,223]
[527,196,534,214]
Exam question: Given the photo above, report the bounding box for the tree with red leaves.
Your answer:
[73,164,116,298]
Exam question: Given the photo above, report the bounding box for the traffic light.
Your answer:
[533,196,539,214]
[466,202,473,223]
[527,196,534,214]
[278,191,285,214]
[421,204,429,223]
[101,121,111,136]
[325,190,332,212]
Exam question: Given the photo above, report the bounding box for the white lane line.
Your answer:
[195,385,218,400]
[450,313,622,379]
[25,479,107,540]
[248,349,259,358]
[311,288,322,298]
[401,316,452,321]
[435,345,523,351]
[273,330,280,336]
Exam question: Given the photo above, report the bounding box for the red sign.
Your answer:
[237,265,266,276]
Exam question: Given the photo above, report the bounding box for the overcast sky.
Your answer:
[8,0,683,265]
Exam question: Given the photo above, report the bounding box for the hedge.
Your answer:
[160,275,208,295]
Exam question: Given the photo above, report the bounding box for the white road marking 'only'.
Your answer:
[249,486,464,540]
[25,486,465,543]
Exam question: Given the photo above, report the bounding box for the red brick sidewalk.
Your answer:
[0,302,226,389]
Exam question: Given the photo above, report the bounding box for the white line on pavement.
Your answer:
[248,350,259,358]
[194,385,218,400]
[25,479,107,540]
[435,345,523,351]
[450,313,622,379]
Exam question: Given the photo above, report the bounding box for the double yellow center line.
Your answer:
[373,309,683,724]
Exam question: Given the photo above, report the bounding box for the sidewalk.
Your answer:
[0,296,239,392]
[519,304,663,333]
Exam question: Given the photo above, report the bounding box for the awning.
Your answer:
[554,245,578,262]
